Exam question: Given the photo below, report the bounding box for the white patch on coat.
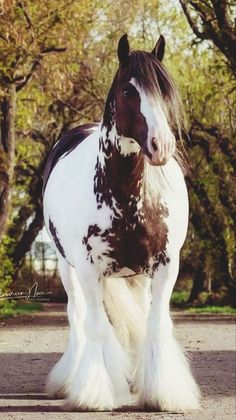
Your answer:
[86,234,115,274]
[116,136,141,156]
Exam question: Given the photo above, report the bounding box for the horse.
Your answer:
[43,34,200,412]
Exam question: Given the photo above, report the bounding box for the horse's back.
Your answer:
[43,122,101,223]
[43,123,99,194]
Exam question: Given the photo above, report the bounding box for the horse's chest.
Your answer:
[83,202,169,277]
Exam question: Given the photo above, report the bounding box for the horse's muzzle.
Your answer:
[147,136,175,166]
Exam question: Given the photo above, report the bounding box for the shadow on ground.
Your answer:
[0,351,235,398]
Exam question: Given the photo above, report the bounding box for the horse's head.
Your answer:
[104,34,184,166]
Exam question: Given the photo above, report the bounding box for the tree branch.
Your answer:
[15,60,41,92]
[41,46,67,54]
[0,33,8,42]
[15,45,66,92]
[180,0,236,73]
[179,0,206,39]
[190,120,236,170]
[17,1,33,30]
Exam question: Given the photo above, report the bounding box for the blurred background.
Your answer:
[0,0,235,316]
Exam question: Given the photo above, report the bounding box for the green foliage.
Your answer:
[0,235,15,314]
[0,300,43,318]
[171,290,190,306]
[0,300,16,317]
[0,235,14,289]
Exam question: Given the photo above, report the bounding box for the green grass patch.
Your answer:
[186,305,236,315]
[171,290,236,314]
[0,301,43,318]
[171,290,189,305]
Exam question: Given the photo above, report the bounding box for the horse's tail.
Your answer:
[103,276,151,358]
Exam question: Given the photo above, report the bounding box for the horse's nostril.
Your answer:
[152,138,158,152]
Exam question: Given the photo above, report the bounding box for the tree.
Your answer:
[0,84,16,240]
[0,0,69,241]
[179,0,236,304]
[180,0,236,74]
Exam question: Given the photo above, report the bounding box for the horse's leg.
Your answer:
[65,261,131,410]
[46,254,85,397]
[135,254,201,411]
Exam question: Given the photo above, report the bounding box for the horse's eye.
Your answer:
[122,84,137,97]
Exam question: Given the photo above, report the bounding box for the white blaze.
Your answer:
[130,78,175,165]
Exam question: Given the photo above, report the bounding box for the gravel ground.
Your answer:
[0,304,235,420]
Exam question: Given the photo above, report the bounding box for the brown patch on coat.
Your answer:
[90,142,169,277]
[49,217,66,259]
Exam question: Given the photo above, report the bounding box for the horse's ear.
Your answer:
[151,35,165,61]
[118,34,130,65]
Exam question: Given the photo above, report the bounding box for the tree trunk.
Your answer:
[0,84,16,241]
[9,157,47,279]
[12,204,44,280]
[188,255,206,303]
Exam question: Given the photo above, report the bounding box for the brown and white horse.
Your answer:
[43,34,200,411]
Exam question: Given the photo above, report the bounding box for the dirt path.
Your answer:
[0,304,235,420]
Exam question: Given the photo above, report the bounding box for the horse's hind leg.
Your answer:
[135,254,201,412]
[65,260,131,411]
[46,254,85,397]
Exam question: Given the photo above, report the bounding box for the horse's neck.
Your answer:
[97,126,145,204]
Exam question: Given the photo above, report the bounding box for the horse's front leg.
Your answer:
[65,258,131,411]
[135,254,201,412]
[46,254,86,398]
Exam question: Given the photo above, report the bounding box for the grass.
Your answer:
[171,290,236,314]
[186,306,236,315]
[0,301,43,318]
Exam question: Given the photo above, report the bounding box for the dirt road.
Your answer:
[0,304,235,420]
